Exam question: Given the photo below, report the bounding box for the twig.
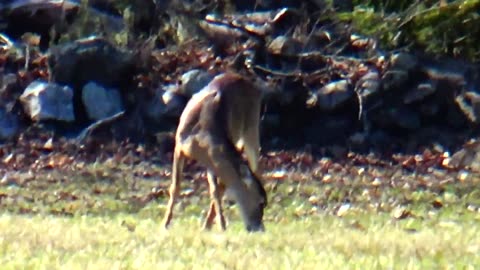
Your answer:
[75,111,126,143]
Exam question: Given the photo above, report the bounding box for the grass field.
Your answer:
[1,160,480,269]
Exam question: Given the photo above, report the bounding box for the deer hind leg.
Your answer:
[203,169,226,231]
[162,149,185,229]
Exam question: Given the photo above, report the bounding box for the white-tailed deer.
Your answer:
[162,72,267,232]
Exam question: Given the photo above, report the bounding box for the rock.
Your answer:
[314,80,354,110]
[48,36,135,90]
[444,140,480,170]
[144,86,186,121]
[418,102,440,117]
[140,96,164,129]
[230,0,307,11]
[455,90,480,123]
[390,52,418,71]
[348,132,367,145]
[204,8,300,36]
[19,80,75,122]
[1,73,18,90]
[403,80,438,104]
[355,70,381,98]
[373,106,420,130]
[2,1,124,50]
[176,70,214,97]
[382,70,409,91]
[382,53,419,92]
[445,105,468,128]
[81,82,123,121]
[0,108,19,140]
[304,115,354,145]
[198,21,248,49]
[0,73,19,109]
[161,90,186,118]
[267,36,303,56]
[397,109,421,130]
[3,3,78,41]
[422,63,468,85]
[266,36,304,72]
[368,130,392,148]
[350,34,376,51]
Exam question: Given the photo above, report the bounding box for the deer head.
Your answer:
[162,72,267,232]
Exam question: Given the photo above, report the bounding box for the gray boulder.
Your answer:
[82,82,124,121]
[48,37,135,90]
[176,69,214,97]
[144,86,186,121]
[0,108,19,140]
[313,80,354,110]
[20,80,75,122]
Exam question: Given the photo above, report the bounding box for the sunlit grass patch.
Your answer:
[0,208,479,269]
[1,161,480,269]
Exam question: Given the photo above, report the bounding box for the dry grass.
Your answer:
[0,208,479,270]
[1,160,480,269]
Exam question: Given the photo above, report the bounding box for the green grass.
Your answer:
[0,212,479,269]
[1,161,480,269]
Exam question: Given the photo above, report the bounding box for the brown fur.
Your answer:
[162,72,267,232]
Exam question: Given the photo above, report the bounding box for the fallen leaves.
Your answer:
[0,127,479,225]
[432,199,443,209]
